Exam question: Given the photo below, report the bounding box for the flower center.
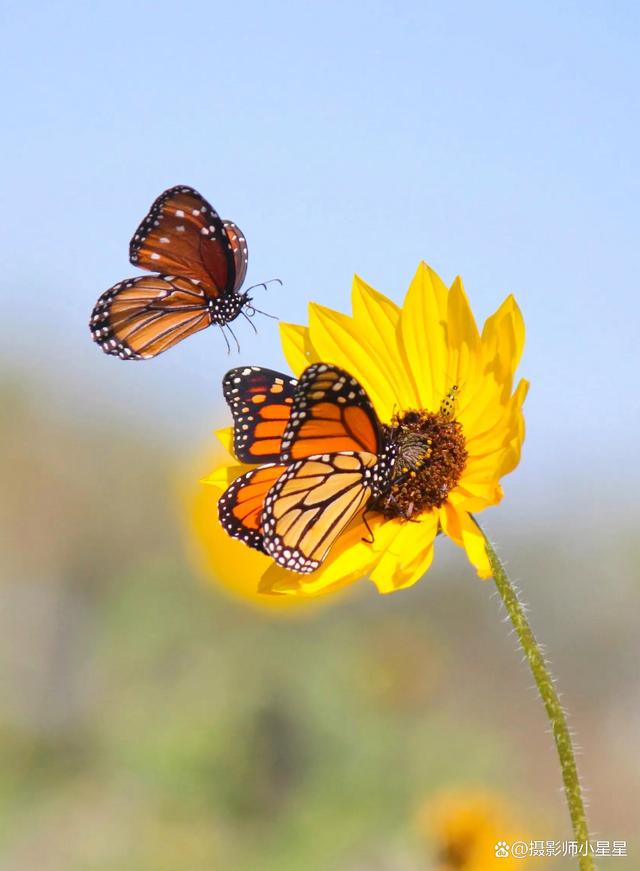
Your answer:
[376,408,468,519]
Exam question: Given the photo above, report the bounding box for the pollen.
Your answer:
[376,409,468,519]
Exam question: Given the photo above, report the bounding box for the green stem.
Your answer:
[474,518,594,871]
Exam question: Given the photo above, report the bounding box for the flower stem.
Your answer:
[474,519,594,871]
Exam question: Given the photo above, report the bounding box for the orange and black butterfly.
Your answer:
[90,185,265,360]
[218,364,399,573]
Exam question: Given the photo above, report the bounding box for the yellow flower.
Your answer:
[198,261,527,599]
[417,788,531,870]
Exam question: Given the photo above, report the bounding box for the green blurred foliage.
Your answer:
[0,374,637,870]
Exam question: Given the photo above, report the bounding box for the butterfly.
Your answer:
[90,185,258,360]
[218,363,399,573]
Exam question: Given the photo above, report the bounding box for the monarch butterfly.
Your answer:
[218,363,399,573]
[90,185,263,360]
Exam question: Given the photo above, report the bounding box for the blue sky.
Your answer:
[2,0,639,521]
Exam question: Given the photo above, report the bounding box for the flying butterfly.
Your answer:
[90,185,272,360]
[218,363,400,573]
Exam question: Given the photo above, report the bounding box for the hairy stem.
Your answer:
[475,519,594,870]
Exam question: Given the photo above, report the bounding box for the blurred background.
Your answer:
[1,1,638,868]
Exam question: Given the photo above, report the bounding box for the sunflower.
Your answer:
[197,262,527,598]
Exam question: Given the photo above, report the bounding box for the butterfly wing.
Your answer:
[218,463,286,551]
[222,221,249,293]
[129,185,238,295]
[223,367,298,463]
[280,363,382,461]
[261,452,377,573]
[90,275,210,359]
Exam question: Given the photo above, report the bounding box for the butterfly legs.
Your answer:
[240,309,259,334]
[361,509,375,544]
[218,324,241,354]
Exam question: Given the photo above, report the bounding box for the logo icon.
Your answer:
[495,841,510,858]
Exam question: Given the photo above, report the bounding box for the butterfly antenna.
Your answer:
[245,278,283,294]
[361,510,375,545]
[240,308,259,334]
[388,402,400,439]
[246,304,279,321]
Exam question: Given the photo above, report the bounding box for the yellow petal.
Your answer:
[456,349,524,438]
[481,294,525,383]
[498,378,529,477]
[449,476,503,509]
[456,377,506,438]
[446,276,481,384]
[369,512,439,593]
[454,292,524,432]
[350,276,417,412]
[307,302,399,420]
[279,322,319,377]
[258,562,357,600]
[464,412,525,484]
[464,417,515,458]
[215,426,234,454]
[459,514,493,579]
[351,274,400,333]
[462,451,507,483]
[200,462,249,489]
[465,377,528,477]
[458,460,503,486]
[440,504,492,579]
[396,540,436,589]
[510,298,525,367]
[398,262,449,410]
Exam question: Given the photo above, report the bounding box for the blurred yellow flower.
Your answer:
[198,262,527,599]
[186,444,337,609]
[417,788,530,870]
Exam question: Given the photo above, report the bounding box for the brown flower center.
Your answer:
[375,409,468,519]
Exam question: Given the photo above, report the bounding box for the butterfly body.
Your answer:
[90,185,253,359]
[204,285,251,328]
